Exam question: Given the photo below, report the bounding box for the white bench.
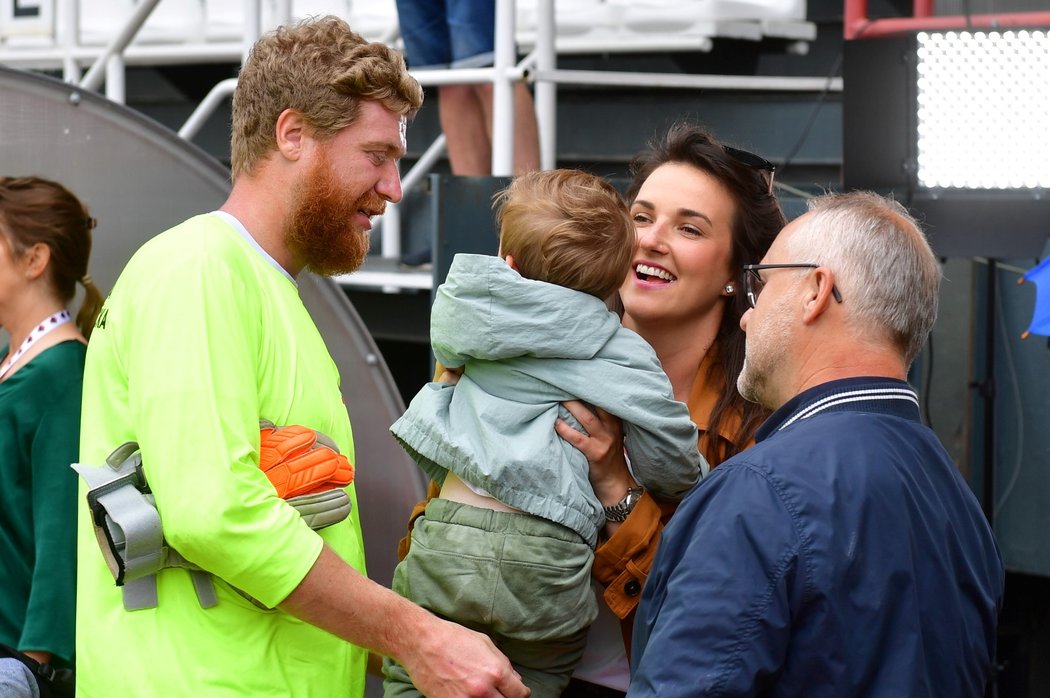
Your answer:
[515,0,815,54]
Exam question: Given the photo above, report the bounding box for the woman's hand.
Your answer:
[556,400,636,508]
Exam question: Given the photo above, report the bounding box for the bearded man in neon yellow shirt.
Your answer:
[75,16,528,698]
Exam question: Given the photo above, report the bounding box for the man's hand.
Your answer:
[400,616,530,698]
[280,546,528,698]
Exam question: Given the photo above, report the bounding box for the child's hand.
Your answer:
[437,367,463,385]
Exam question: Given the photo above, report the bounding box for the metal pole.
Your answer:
[244,0,261,62]
[913,0,935,18]
[535,0,556,170]
[178,77,239,140]
[530,68,843,92]
[410,65,527,87]
[849,11,1050,39]
[57,0,79,82]
[275,0,292,25]
[378,134,448,260]
[843,0,868,40]
[79,0,163,91]
[402,134,449,193]
[490,0,515,176]
[380,203,402,261]
[105,53,125,103]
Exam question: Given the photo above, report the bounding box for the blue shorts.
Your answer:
[394,0,495,69]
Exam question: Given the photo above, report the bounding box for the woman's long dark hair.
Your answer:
[626,122,787,463]
[0,176,104,339]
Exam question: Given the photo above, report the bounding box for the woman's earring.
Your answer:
[724,284,735,294]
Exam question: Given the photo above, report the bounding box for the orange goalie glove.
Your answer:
[258,420,354,499]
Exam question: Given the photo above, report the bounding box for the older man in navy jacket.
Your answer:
[629,191,1003,697]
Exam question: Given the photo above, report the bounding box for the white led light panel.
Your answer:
[916,30,1050,189]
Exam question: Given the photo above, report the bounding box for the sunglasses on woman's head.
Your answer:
[723,145,777,195]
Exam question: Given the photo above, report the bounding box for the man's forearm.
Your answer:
[278,544,529,698]
[278,544,426,661]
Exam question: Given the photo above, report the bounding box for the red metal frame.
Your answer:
[844,0,1050,39]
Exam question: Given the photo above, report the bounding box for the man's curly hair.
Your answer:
[230,15,423,178]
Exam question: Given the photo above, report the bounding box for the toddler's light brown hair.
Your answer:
[495,169,634,300]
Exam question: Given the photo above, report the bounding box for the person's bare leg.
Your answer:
[476,82,541,175]
[437,84,492,175]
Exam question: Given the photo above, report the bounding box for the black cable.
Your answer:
[776,51,844,180]
[923,329,935,430]
[981,259,997,525]
[923,257,951,429]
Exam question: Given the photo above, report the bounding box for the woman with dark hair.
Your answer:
[0,176,103,685]
[396,123,786,697]
[556,122,787,696]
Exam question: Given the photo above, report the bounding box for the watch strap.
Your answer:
[604,486,644,523]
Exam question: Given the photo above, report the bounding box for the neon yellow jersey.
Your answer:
[77,213,366,697]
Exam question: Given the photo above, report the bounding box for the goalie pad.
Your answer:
[72,421,354,611]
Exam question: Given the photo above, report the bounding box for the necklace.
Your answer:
[0,309,72,380]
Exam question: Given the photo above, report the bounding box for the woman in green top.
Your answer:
[0,176,103,674]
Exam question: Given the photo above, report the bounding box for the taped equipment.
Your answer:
[72,422,355,611]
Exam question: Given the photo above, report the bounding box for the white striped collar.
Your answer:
[757,378,921,441]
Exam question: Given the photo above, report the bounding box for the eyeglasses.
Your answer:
[743,263,844,309]
[724,145,777,195]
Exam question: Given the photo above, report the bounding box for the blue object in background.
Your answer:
[1021,257,1050,338]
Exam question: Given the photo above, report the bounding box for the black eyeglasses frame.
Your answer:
[742,263,844,309]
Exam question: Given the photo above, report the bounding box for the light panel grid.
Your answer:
[916,30,1050,189]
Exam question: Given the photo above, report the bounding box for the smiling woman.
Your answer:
[620,160,740,337]
[556,122,788,696]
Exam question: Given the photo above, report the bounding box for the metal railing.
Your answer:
[1,0,833,278]
[843,0,1050,39]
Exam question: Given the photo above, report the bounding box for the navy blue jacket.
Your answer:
[630,377,1004,697]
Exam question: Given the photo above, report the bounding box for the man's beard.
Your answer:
[737,296,794,409]
[284,150,383,277]
[737,355,764,405]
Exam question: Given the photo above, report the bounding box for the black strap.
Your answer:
[0,644,75,698]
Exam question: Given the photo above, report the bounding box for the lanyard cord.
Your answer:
[0,309,72,380]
